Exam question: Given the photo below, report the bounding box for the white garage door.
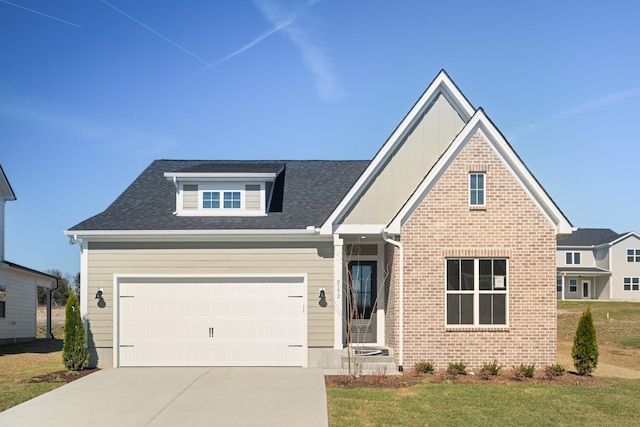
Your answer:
[117,277,306,367]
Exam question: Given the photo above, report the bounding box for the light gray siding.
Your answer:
[85,240,335,355]
[183,185,198,210]
[0,270,37,342]
[341,93,465,225]
[610,235,640,300]
[245,184,261,210]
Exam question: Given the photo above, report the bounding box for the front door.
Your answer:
[347,261,377,344]
[582,280,591,299]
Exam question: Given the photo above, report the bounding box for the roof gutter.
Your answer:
[382,228,404,372]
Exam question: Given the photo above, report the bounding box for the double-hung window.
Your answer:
[565,252,580,264]
[469,173,485,206]
[223,191,241,209]
[624,277,639,291]
[627,249,640,262]
[446,258,507,326]
[569,279,577,293]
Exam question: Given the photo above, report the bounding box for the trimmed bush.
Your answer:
[512,364,535,380]
[62,290,89,371]
[479,360,502,379]
[446,361,467,377]
[572,306,599,375]
[544,363,566,380]
[414,360,434,374]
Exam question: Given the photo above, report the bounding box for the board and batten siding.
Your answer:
[341,93,465,225]
[85,241,335,351]
[0,270,37,342]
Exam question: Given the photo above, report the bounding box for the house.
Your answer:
[65,70,573,370]
[557,228,640,300]
[0,165,57,345]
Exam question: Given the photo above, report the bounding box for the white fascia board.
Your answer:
[319,71,475,235]
[608,231,640,246]
[63,228,329,242]
[333,224,388,235]
[387,110,574,236]
[164,172,277,182]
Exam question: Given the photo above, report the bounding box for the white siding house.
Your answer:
[0,165,56,345]
[557,228,640,301]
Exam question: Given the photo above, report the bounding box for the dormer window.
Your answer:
[164,163,284,217]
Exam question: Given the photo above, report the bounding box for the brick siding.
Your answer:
[387,130,557,370]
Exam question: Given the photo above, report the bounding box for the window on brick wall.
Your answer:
[469,173,485,207]
[446,258,507,326]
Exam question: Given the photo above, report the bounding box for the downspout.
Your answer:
[47,277,59,339]
[382,229,404,372]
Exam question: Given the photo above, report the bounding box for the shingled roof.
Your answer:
[557,228,621,246]
[68,159,369,231]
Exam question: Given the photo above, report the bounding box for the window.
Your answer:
[202,191,241,209]
[625,277,640,291]
[557,279,562,293]
[223,191,241,209]
[569,279,577,293]
[202,191,220,209]
[446,258,507,326]
[348,261,377,319]
[627,249,640,262]
[565,252,580,265]
[469,173,485,206]
[0,284,5,318]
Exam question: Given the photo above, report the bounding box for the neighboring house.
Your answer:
[0,165,57,345]
[557,228,640,301]
[65,70,573,370]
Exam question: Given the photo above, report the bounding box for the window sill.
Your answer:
[469,205,486,211]
[445,326,510,332]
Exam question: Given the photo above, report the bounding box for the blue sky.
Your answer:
[2,0,639,276]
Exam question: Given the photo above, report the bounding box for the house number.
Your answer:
[336,279,341,299]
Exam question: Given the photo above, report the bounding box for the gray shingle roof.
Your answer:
[68,160,369,231]
[557,228,620,246]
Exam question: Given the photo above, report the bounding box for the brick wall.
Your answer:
[393,130,557,370]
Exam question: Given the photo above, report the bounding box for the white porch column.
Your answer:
[45,285,52,339]
[561,274,565,301]
[333,234,343,349]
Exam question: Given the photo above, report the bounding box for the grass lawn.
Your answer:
[0,339,66,412]
[328,301,640,426]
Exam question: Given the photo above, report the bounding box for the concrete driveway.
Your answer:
[0,367,328,427]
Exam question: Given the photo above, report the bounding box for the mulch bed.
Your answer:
[21,368,100,385]
[325,369,610,389]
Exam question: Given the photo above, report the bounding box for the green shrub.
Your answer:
[479,360,502,379]
[544,363,566,380]
[62,290,89,371]
[414,360,434,374]
[446,361,467,377]
[512,364,535,380]
[572,306,599,375]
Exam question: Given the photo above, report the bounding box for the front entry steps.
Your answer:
[323,347,399,376]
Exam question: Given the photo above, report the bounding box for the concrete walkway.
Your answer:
[0,368,328,427]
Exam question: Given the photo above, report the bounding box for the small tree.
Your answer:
[62,290,89,371]
[572,306,598,375]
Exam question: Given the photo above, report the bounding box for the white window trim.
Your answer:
[445,258,509,328]
[175,182,267,217]
[469,172,486,208]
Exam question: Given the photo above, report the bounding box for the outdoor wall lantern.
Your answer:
[95,288,104,299]
[318,288,327,307]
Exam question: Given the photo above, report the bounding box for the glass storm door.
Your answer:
[347,261,377,344]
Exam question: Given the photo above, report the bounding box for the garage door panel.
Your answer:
[118,279,306,367]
